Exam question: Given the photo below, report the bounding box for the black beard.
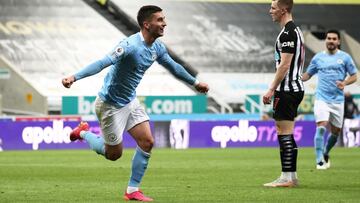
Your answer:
[327,44,336,51]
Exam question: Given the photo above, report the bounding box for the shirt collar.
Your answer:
[139,31,145,42]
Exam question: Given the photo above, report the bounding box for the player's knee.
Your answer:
[105,151,122,161]
[332,130,341,136]
[275,124,282,134]
[317,121,327,127]
[140,137,154,152]
[145,137,154,151]
[330,126,341,135]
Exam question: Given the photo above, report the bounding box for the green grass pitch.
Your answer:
[1,147,360,202]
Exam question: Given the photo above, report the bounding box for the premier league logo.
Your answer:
[111,46,124,59]
[115,47,124,56]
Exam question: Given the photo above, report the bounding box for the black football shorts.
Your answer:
[273,91,304,121]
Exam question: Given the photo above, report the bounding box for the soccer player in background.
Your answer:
[262,0,305,187]
[62,5,209,202]
[302,29,357,170]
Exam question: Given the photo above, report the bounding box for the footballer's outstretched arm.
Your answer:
[157,52,209,93]
[62,56,112,88]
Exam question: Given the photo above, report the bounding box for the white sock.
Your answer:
[79,130,87,138]
[127,186,139,194]
[291,172,298,180]
[280,172,291,180]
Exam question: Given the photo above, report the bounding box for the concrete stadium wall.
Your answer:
[0,56,47,115]
[343,33,360,86]
[343,32,360,71]
[303,31,326,54]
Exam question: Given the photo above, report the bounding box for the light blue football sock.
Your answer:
[324,134,338,156]
[314,126,326,163]
[81,131,105,156]
[128,146,151,187]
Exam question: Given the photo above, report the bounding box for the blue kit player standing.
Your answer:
[62,5,209,202]
[302,29,357,170]
[263,0,305,187]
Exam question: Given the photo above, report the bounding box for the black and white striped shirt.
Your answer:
[274,21,305,92]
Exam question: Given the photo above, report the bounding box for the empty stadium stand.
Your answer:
[1,0,359,114]
[105,0,360,107]
[0,0,196,114]
[109,1,360,72]
[110,0,277,73]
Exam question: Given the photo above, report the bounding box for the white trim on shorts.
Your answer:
[95,97,149,145]
[314,99,344,128]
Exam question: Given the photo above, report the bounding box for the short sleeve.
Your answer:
[345,55,358,75]
[306,55,319,76]
[280,31,296,54]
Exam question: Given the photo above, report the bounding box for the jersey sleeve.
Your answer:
[74,39,132,81]
[106,40,131,64]
[156,43,196,85]
[279,31,296,54]
[306,55,319,76]
[74,55,112,81]
[345,54,358,75]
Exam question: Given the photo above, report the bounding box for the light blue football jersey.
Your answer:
[306,50,357,103]
[74,32,196,107]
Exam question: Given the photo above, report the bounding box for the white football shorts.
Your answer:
[314,99,344,128]
[95,97,149,145]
